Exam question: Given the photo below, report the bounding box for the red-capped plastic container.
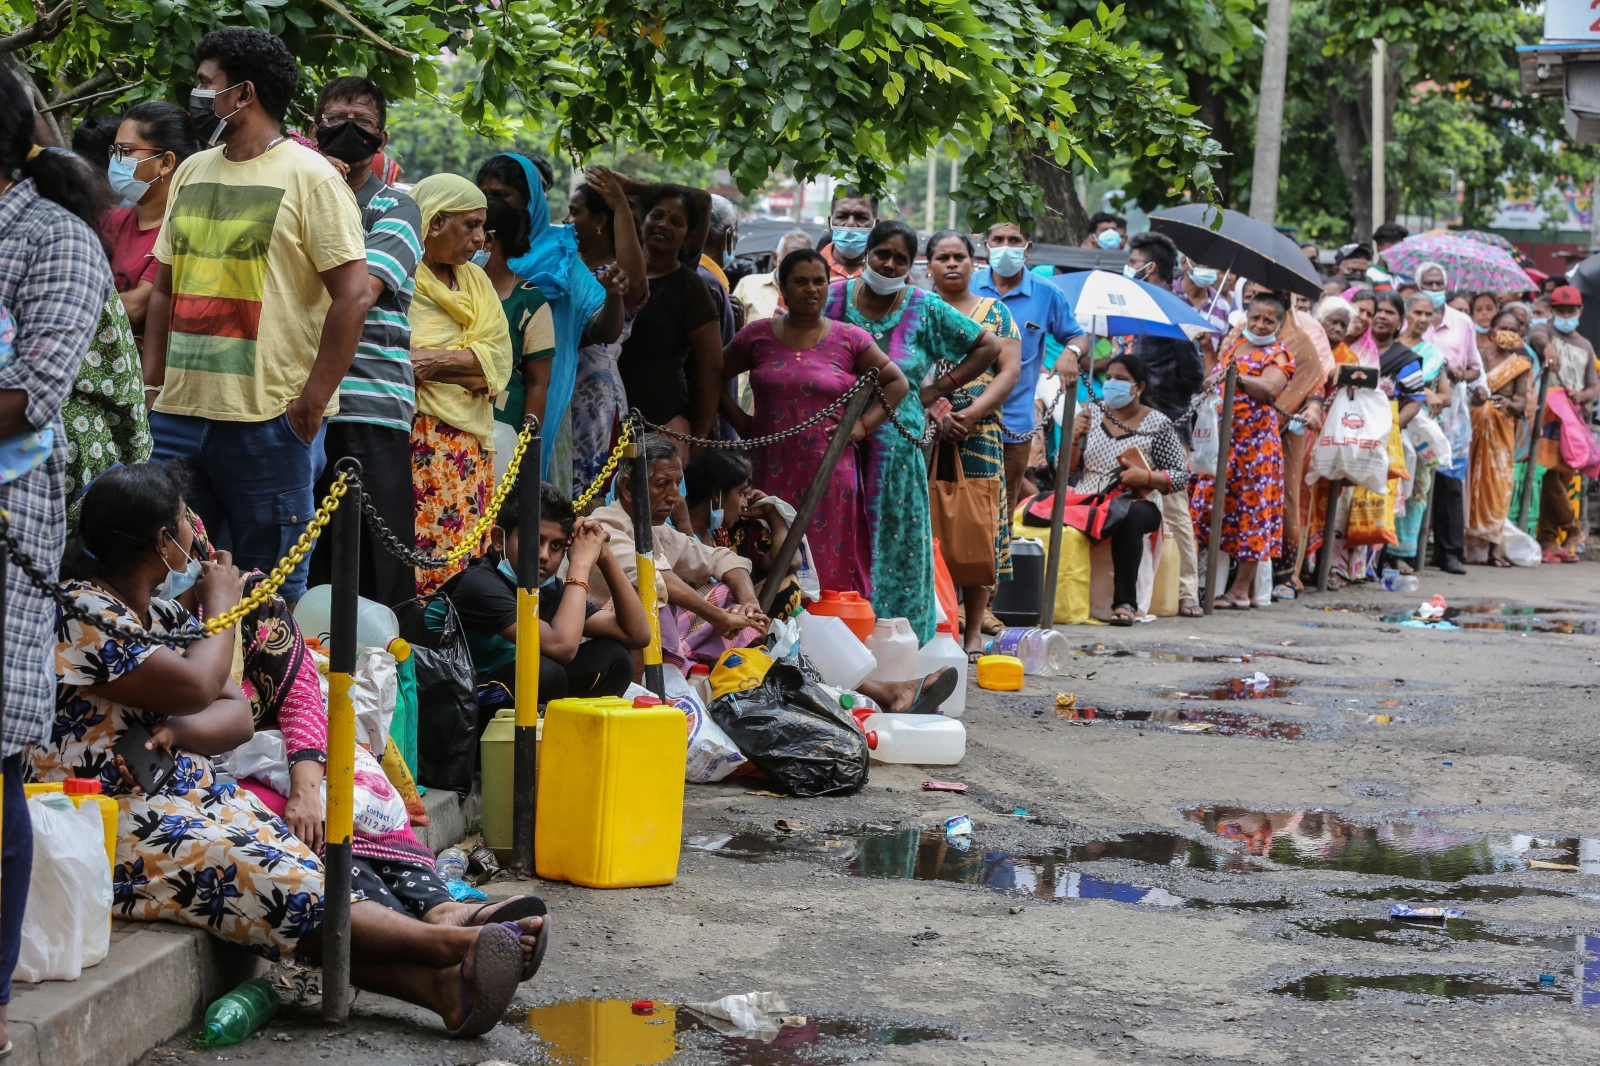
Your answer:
[807,590,876,643]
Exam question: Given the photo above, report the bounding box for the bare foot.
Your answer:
[857,668,955,714]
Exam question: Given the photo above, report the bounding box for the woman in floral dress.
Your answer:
[1189,292,1295,609]
[39,464,547,1037]
[822,222,1002,642]
[64,294,151,518]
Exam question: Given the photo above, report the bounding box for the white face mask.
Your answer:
[861,263,907,296]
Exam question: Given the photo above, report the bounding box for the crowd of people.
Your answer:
[0,21,1591,1045]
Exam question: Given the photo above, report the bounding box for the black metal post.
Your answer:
[1040,369,1080,628]
[1314,479,1343,594]
[1514,362,1553,532]
[758,379,876,617]
[1201,365,1238,614]
[512,417,541,878]
[322,458,361,1024]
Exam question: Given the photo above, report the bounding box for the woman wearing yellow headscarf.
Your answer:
[408,174,514,593]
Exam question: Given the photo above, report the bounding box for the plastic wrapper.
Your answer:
[1390,903,1464,922]
[17,795,112,982]
[708,662,869,797]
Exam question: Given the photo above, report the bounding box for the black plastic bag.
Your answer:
[709,662,869,797]
[395,594,478,795]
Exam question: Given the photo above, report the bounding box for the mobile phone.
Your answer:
[112,719,176,795]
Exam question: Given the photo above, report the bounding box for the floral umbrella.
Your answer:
[1382,232,1537,294]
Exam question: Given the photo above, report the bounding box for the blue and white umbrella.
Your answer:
[1050,269,1222,340]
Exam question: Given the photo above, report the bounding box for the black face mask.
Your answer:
[315,120,384,164]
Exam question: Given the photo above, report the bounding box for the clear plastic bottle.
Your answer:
[200,977,280,1045]
[434,846,469,881]
[985,627,1069,675]
[837,691,881,714]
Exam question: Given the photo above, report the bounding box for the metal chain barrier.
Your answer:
[630,369,882,451]
[573,421,633,513]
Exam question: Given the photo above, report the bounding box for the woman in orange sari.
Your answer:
[1466,309,1532,567]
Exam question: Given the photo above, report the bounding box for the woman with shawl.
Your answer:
[1467,309,1534,567]
[408,174,513,594]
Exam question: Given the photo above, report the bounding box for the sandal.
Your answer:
[965,647,984,664]
[905,666,960,715]
[980,611,1006,636]
[1271,583,1296,601]
[469,894,551,981]
[447,923,524,1038]
[1213,593,1251,610]
[1177,599,1203,618]
[1491,555,1513,568]
[1109,605,1135,627]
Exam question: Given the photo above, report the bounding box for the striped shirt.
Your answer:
[332,173,421,430]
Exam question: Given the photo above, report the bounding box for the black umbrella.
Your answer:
[1149,204,1323,300]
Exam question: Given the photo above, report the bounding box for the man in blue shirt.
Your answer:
[972,222,1089,512]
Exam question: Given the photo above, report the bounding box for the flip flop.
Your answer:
[1213,595,1250,610]
[1271,584,1296,601]
[904,667,959,715]
[1108,606,1135,627]
[469,894,551,981]
[1177,601,1203,618]
[447,923,523,1038]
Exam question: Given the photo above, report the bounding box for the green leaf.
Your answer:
[839,28,865,49]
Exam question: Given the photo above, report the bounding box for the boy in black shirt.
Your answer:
[443,482,651,703]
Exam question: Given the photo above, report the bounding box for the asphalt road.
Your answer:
[139,560,1600,1066]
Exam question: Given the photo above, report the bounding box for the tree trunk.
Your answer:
[1023,150,1091,246]
[1248,0,1293,223]
[1327,41,1406,243]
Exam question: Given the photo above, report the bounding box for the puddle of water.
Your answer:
[687,828,1222,903]
[1289,917,1588,953]
[1330,884,1575,904]
[1273,972,1567,1003]
[1183,807,1591,882]
[1205,675,1300,701]
[514,997,954,1066]
[1077,644,1252,663]
[1175,709,1305,740]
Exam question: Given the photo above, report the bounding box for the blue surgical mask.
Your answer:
[1101,378,1135,408]
[1425,289,1446,308]
[154,531,202,600]
[831,227,870,258]
[1243,329,1278,347]
[470,249,491,269]
[1532,317,1550,327]
[723,249,736,269]
[497,557,518,582]
[1188,267,1219,288]
[1122,262,1148,281]
[1096,228,1123,250]
[1473,323,1490,335]
[709,504,724,531]
[988,245,1026,278]
[1555,315,1581,334]
[107,156,153,207]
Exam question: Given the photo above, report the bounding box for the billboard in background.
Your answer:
[1547,0,1600,43]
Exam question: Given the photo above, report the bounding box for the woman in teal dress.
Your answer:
[823,221,1003,642]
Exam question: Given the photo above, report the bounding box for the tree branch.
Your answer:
[47,67,116,108]
[41,80,136,114]
[310,0,413,59]
[0,0,79,56]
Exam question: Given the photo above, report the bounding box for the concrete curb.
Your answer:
[8,922,265,1066]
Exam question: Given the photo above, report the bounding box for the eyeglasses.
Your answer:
[109,144,165,163]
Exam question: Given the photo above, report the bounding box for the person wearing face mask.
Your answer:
[972,221,1089,514]
[1188,292,1294,609]
[301,77,424,609]
[407,174,513,594]
[1065,354,1190,625]
[144,29,374,606]
[479,196,557,431]
[681,448,807,635]
[442,481,647,702]
[1085,211,1126,251]
[825,221,1004,643]
[1333,243,1373,288]
[821,188,878,279]
[698,194,740,341]
[1416,262,1487,391]
[1466,309,1533,567]
[1526,286,1599,561]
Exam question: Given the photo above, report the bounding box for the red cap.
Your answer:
[936,621,954,633]
[630,999,655,1013]
[63,777,102,795]
[864,730,878,750]
[631,695,664,708]
[689,663,710,675]
[1551,284,1583,308]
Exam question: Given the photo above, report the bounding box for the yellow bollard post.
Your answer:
[321,459,361,1024]
[512,418,541,877]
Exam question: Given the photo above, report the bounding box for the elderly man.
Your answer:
[1417,260,1487,574]
[1527,285,1600,561]
[588,434,769,668]
[732,229,815,324]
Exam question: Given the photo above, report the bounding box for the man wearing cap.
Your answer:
[1527,285,1599,561]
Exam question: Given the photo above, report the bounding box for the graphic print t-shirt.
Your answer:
[152,140,367,422]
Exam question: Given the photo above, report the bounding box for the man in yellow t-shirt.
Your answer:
[144,28,373,601]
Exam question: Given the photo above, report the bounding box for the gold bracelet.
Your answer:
[564,577,590,593]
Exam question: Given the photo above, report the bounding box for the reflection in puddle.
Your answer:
[686,828,1215,904]
[516,997,953,1066]
[1331,883,1575,904]
[1378,601,1600,634]
[1184,807,1597,882]
[1206,674,1300,701]
[1274,972,1567,1003]
[1289,917,1588,953]
[1174,709,1305,740]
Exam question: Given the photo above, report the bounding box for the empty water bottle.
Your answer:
[200,977,280,1045]
[434,846,469,882]
[984,627,1069,676]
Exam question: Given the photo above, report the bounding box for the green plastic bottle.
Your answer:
[200,977,280,1045]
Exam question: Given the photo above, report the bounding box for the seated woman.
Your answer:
[1067,354,1190,625]
[683,448,803,619]
[40,463,546,1038]
[442,481,650,705]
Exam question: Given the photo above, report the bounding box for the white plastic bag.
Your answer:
[349,647,398,752]
[650,669,747,783]
[1501,518,1542,567]
[17,795,112,982]
[230,729,408,836]
[1189,395,1219,477]
[1402,408,1452,471]
[1307,388,1393,494]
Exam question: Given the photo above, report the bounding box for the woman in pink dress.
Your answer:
[720,249,908,596]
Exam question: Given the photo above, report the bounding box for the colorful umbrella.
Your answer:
[1050,269,1222,340]
[1383,232,1537,294]
[1445,229,1517,254]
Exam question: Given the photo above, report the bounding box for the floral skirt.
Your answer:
[411,412,493,595]
[115,753,324,961]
